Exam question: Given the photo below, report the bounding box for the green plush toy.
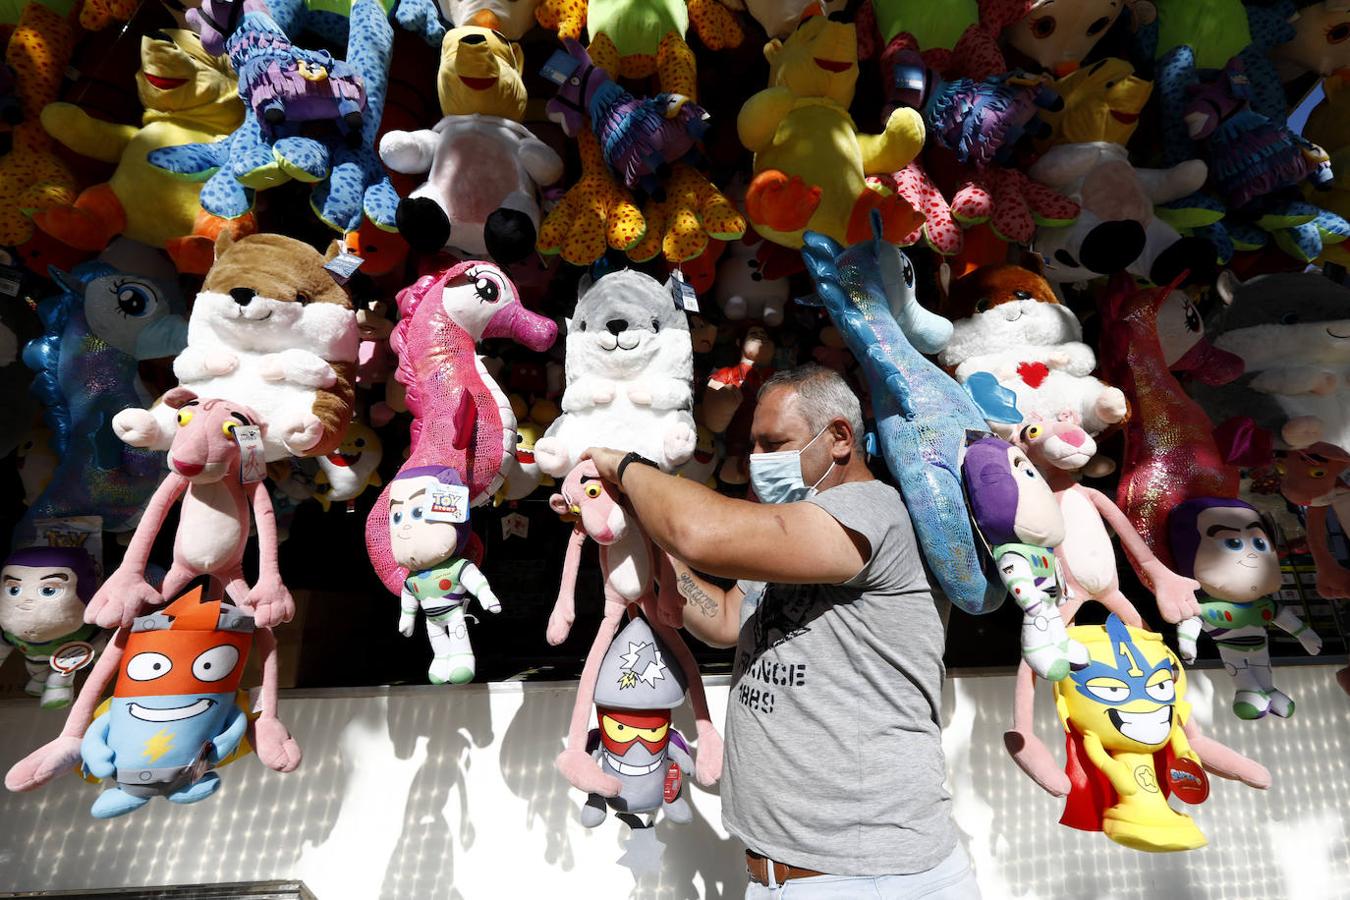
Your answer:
[35,29,244,268]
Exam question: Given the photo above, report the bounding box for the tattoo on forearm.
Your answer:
[677,571,720,619]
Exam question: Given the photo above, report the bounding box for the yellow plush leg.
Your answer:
[627,165,746,264]
[538,131,645,266]
[588,33,623,80]
[535,0,589,41]
[687,0,744,51]
[657,33,698,101]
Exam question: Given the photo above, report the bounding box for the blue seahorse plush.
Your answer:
[799,213,1003,616]
[153,0,432,236]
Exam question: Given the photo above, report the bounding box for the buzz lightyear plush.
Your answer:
[387,466,501,684]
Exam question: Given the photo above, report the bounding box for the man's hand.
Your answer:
[580,447,629,488]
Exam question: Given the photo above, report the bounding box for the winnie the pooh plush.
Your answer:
[738,10,926,248]
[380,26,562,263]
[34,30,248,272]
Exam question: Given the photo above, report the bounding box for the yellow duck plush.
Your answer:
[35,29,244,265]
[737,11,926,248]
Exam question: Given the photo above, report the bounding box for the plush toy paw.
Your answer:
[745,170,820,234]
[890,161,963,255]
[4,735,84,792]
[847,179,923,245]
[1002,724,1071,797]
[88,573,163,629]
[204,349,240,377]
[952,168,1078,244]
[398,611,416,637]
[1282,416,1324,449]
[628,165,746,264]
[687,0,744,51]
[263,349,337,389]
[1093,387,1128,425]
[546,607,575,646]
[533,437,572,478]
[245,579,295,628]
[535,0,589,40]
[538,132,646,265]
[251,714,304,773]
[112,408,167,449]
[694,721,723,786]
[279,415,325,456]
[663,423,698,468]
[557,748,622,797]
[1142,563,1202,623]
[1315,564,1350,600]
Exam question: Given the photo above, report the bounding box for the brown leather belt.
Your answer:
[746,850,825,886]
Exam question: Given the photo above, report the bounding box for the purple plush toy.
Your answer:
[541,39,709,195]
[961,435,1085,681]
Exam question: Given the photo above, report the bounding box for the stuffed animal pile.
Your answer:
[2,0,1347,859]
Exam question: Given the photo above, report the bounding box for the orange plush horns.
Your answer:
[161,583,224,632]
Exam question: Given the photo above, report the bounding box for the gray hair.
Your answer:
[760,363,865,447]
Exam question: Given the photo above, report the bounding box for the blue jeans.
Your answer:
[744,844,980,900]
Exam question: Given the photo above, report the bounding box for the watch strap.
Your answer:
[617,451,659,486]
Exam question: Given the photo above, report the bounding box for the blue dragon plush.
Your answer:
[799,213,1004,616]
[153,0,443,240]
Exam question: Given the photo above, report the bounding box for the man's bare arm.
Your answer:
[583,448,868,584]
[670,559,744,649]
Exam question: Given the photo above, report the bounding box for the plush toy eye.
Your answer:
[1309,467,1327,478]
[355,438,366,448]
[392,510,403,525]
[1086,15,1111,36]
[126,652,173,681]
[1145,673,1176,703]
[569,75,581,85]
[39,584,61,598]
[1224,537,1244,551]
[1252,536,1269,552]
[902,257,914,288]
[1024,424,1043,440]
[295,291,311,305]
[4,586,18,597]
[193,644,240,682]
[1328,21,1350,44]
[115,282,155,318]
[651,318,661,332]
[467,267,504,304]
[1030,15,1056,38]
[412,506,424,519]
[222,421,238,438]
[1085,678,1129,703]
[585,483,603,498]
[578,320,588,332]
[177,409,195,427]
[974,298,989,313]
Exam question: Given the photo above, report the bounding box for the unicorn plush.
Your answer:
[18,262,186,544]
[364,261,557,596]
[799,212,1003,616]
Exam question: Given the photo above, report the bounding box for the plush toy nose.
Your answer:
[230,287,256,306]
[1059,429,1087,448]
[396,198,451,253]
[460,32,487,45]
[1078,220,1145,274]
[606,319,628,335]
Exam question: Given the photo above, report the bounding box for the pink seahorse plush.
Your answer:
[365,261,557,595]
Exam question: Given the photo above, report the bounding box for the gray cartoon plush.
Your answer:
[534,270,697,477]
[1189,272,1350,453]
[581,616,695,830]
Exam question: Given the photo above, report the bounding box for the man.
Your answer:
[584,364,979,899]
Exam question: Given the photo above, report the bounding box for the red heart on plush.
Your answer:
[1018,361,1050,388]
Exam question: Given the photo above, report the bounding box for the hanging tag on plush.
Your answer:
[234,426,267,484]
[50,640,97,675]
[324,251,365,286]
[502,512,530,540]
[541,50,581,85]
[669,269,699,313]
[423,484,470,524]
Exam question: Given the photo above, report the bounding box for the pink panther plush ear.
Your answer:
[163,387,199,409]
[549,492,571,515]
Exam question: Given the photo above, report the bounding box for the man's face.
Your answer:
[750,387,835,486]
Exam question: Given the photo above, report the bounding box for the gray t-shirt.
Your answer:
[721,479,956,876]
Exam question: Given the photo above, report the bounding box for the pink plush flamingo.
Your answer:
[365,261,557,595]
[1098,274,1239,568]
[546,460,722,796]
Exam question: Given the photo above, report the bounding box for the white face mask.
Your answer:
[748,424,836,504]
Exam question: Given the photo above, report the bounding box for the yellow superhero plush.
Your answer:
[1054,614,1208,853]
[737,10,925,249]
[35,29,244,263]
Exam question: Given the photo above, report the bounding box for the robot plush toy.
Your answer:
[580,616,695,829]
[80,582,253,819]
[388,466,501,685]
[1168,497,1322,719]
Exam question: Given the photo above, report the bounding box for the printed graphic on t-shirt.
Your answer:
[733,583,823,716]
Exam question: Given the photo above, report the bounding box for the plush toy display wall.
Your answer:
[1,0,1348,862]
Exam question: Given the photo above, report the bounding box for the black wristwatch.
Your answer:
[616,452,660,487]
